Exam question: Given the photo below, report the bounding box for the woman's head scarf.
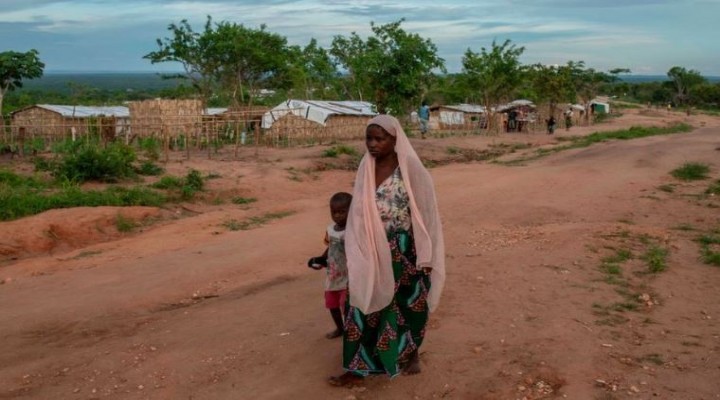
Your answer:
[345,114,446,314]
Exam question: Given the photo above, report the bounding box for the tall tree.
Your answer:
[288,39,338,100]
[144,18,218,104]
[527,62,576,118]
[461,39,525,130]
[667,66,706,106]
[332,19,445,114]
[0,49,45,120]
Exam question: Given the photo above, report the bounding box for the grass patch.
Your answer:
[697,231,720,266]
[322,144,358,158]
[232,197,257,205]
[672,223,696,231]
[115,214,138,232]
[136,161,164,176]
[0,177,165,222]
[637,353,664,365]
[670,162,710,181]
[643,245,669,273]
[657,184,676,193]
[705,180,720,195]
[223,211,294,231]
[151,170,204,200]
[499,123,693,165]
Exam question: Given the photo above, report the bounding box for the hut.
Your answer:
[429,104,486,130]
[496,100,537,132]
[590,98,611,114]
[128,99,204,139]
[261,100,377,145]
[10,104,130,140]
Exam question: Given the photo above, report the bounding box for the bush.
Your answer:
[671,162,710,181]
[46,140,137,183]
[137,161,164,176]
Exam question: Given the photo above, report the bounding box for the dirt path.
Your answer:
[1,109,719,399]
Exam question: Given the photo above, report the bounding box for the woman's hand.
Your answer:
[422,267,433,275]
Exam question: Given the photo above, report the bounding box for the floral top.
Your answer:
[375,167,411,233]
[324,224,349,291]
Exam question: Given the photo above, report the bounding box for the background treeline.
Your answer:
[3,18,720,116]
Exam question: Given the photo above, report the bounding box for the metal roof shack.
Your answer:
[10,104,131,139]
[261,100,377,145]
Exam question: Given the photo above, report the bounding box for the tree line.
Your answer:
[2,17,719,118]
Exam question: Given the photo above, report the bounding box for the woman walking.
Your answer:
[329,114,445,386]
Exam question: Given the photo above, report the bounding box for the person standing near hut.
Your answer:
[418,101,430,139]
[328,114,445,387]
[564,108,573,131]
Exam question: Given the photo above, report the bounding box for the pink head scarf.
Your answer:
[345,114,446,314]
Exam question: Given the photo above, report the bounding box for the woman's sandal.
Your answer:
[328,372,363,387]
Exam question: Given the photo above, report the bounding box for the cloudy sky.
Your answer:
[1,0,718,75]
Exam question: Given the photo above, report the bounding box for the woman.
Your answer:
[329,114,445,386]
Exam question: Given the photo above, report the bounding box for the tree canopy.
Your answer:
[0,49,45,119]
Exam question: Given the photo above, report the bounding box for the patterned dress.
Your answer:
[343,168,431,377]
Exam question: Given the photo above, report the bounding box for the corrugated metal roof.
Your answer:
[443,104,486,113]
[205,108,228,116]
[35,104,130,117]
[262,100,376,129]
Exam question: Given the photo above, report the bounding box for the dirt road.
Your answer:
[1,109,719,399]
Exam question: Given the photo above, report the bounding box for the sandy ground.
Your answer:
[1,108,719,400]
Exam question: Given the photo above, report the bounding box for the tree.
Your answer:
[144,18,218,104]
[667,66,706,106]
[209,20,292,107]
[332,19,445,114]
[0,49,45,120]
[461,39,525,130]
[288,39,338,100]
[527,62,576,119]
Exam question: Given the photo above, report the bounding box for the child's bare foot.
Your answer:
[403,351,421,375]
[325,329,343,339]
[328,372,363,387]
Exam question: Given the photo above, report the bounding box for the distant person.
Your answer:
[307,192,352,339]
[508,109,518,132]
[418,101,430,139]
[546,115,556,135]
[564,108,573,131]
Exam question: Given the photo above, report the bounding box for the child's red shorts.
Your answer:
[325,289,347,309]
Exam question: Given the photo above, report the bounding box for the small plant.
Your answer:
[672,223,696,231]
[446,146,461,155]
[697,231,720,266]
[706,180,720,195]
[153,176,184,189]
[223,211,295,231]
[232,197,257,205]
[46,140,138,183]
[115,214,137,232]
[322,145,358,158]
[138,137,161,161]
[643,246,669,273]
[137,161,164,176]
[657,184,675,193]
[670,162,710,181]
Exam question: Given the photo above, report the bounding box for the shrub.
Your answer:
[137,161,164,176]
[47,140,137,182]
[671,162,710,181]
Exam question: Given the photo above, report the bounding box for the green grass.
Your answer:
[643,246,669,273]
[136,161,164,176]
[697,231,720,266]
[499,123,693,165]
[706,180,720,195]
[115,214,137,232]
[231,197,257,205]
[152,176,184,189]
[672,223,696,231]
[670,162,710,181]
[322,144,358,158]
[657,184,676,193]
[0,168,169,221]
[223,211,295,231]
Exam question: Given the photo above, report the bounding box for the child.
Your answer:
[307,192,352,339]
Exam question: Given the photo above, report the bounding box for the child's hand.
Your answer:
[307,257,327,270]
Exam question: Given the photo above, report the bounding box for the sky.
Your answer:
[1,0,719,76]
